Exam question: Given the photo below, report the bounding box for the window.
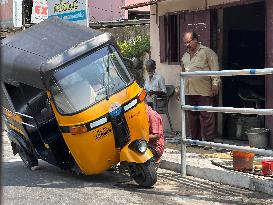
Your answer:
[159,10,212,64]
[168,15,180,63]
[159,14,182,64]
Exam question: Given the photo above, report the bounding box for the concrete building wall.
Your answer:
[0,0,13,28]
[207,0,241,7]
[88,0,150,22]
[124,0,150,19]
[149,0,265,132]
[150,0,206,131]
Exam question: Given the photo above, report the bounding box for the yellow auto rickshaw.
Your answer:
[1,17,157,187]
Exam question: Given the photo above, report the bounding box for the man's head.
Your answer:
[145,59,156,78]
[183,31,199,52]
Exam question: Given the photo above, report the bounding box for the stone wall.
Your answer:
[97,24,149,42]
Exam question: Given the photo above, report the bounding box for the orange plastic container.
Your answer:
[232,150,255,171]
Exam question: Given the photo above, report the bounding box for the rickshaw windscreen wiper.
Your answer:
[105,48,110,100]
[106,64,110,100]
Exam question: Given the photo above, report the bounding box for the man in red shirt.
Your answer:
[146,105,165,162]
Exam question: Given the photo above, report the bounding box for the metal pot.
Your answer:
[246,128,269,149]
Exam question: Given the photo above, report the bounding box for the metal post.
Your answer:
[186,139,273,156]
[180,68,273,77]
[22,0,26,30]
[181,105,273,115]
[180,77,186,177]
[179,68,273,178]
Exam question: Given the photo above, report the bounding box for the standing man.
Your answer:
[144,59,166,109]
[181,31,220,141]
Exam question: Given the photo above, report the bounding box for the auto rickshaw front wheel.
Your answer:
[129,160,157,187]
[17,144,38,168]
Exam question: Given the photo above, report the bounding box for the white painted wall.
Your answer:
[149,0,240,131]
[13,0,22,27]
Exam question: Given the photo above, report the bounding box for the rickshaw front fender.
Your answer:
[120,143,153,163]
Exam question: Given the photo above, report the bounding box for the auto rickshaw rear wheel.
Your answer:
[130,160,157,187]
[17,144,38,168]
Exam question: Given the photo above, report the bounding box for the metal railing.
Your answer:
[180,68,273,177]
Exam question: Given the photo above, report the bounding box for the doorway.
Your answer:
[222,2,265,139]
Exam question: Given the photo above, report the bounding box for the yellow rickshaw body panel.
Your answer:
[63,122,119,174]
[120,144,153,163]
[50,81,151,174]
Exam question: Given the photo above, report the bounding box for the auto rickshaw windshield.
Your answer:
[49,45,133,114]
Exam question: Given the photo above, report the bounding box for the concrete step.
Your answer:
[160,148,273,196]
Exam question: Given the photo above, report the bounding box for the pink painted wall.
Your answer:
[88,0,125,22]
[124,0,150,19]
[88,0,149,22]
[0,0,13,27]
[125,0,150,11]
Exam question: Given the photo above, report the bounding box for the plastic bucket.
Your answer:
[261,160,273,175]
[232,150,255,171]
[246,128,269,149]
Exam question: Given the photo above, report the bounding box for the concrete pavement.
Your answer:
[161,134,273,196]
[2,130,273,204]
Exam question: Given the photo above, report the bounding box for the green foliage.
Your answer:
[117,34,150,59]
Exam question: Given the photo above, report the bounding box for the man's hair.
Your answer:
[145,59,156,69]
[185,31,199,41]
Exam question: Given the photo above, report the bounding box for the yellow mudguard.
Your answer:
[120,143,153,163]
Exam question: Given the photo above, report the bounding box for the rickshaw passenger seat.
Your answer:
[20,92,59,143]
[54,80,94,113]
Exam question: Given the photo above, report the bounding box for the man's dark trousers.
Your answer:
[186,95,216,141]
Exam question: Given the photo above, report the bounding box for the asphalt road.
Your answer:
[2,133,273,205]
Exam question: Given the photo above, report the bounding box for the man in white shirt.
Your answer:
[144,59,166,109]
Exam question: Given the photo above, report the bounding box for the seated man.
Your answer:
[146,105,165,162]
[144,59,166,109]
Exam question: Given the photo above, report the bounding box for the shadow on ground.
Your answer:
[2,160,132,189]
[2,160,273,205]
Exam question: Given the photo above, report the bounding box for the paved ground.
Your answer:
[2,133,273,205]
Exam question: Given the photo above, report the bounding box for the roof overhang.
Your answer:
[89,19,150,29]
[121,0,167,10]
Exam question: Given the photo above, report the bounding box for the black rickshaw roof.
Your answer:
[1,17,113,89]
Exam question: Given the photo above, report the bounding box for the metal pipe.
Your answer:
[15,112,34,119]
[179,67,273,177]
[182,105,273,115]
[21,122,36,128]
[156,3,158,25]
[22,0,26,30]
[180,68,273,77]
[186,139,273,156]
[180,77,187,177]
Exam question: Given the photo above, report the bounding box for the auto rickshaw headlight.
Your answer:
[134,140,148,153]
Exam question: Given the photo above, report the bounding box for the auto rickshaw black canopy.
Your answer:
[1,17,114,89]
